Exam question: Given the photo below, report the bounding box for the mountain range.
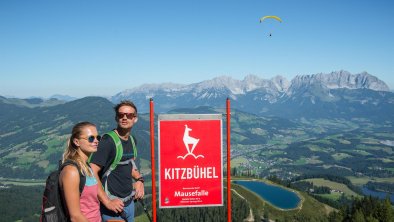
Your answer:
[113,71,390,102]
[3,71,393,122]
[110,70,393,121]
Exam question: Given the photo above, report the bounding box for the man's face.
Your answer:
[116,105,137,130]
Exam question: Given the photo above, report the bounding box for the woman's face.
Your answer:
[74,125,100,155]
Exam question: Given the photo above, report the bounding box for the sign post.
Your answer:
[158,114,223,208]
[226,98,231,222]
[149,98,157,222]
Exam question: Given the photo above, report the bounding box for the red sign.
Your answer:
[158,114,223,208]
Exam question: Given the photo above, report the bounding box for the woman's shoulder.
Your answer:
[60,164,80,179]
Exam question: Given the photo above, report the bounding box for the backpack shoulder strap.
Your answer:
[61,160,86,194]
[104,131,137,172]
[106,131,123,171]
[130,135,137,159]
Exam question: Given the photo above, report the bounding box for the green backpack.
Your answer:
[104,130,137,172]
[90,130,137,202]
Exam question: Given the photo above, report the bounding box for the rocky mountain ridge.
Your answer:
[113,70,389,101]
[110,71,393,118]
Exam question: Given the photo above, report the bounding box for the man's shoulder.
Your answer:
[97,132,117,150]
[99,134,115,145]
[102,132,115,140]
[90,132,117,166]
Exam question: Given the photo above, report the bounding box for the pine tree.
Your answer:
[380,197,394,222]
[328,211,344,222]
[365,215,379,222]
[353,209,366,222]
[263,207,269,222]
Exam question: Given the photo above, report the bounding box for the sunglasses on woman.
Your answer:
[81,135,101,143]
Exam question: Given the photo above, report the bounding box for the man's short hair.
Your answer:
[114,100,138,114]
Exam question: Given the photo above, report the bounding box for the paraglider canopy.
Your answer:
[259,15,282,37]
[259,15,282,23]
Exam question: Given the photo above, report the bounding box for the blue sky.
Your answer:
[1,0,393,98]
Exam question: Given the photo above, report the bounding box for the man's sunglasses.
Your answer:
[81,135,101,143]
[117,112,137,119]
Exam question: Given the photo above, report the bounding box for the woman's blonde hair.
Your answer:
[62,121,96,177]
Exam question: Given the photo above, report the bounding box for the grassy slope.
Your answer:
[303,178,360,197]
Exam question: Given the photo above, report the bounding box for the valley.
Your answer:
[1,71,394,221]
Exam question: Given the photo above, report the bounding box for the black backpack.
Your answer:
[40,160,86,222]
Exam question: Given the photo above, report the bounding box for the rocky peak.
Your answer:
[271,75,290,92]
[290,70,390,92]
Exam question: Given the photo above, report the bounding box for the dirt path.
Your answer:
[231,188,255,221]
[243,208,254,222]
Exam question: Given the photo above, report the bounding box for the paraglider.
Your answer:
[259,15,282,37]
[259,15,282,23]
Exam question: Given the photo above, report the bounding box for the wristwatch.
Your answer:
[136,177,144,183]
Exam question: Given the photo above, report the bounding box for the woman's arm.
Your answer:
[90,163,124,213]
[60,165,88,222]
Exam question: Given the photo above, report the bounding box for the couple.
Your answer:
[60,100,144,222]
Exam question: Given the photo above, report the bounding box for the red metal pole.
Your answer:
[149,98,157,222]
[226,98,231,222]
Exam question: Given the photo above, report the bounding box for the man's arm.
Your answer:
[90,163,124,213]
[131,160,145,199]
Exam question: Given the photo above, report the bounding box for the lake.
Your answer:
[234,180,301,209]
[362,187,394,203]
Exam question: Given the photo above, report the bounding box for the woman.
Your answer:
[60,121,102,222]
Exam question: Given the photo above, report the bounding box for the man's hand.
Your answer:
[103,198,124,213]
[91,163,124,213]
[134,181,145,199]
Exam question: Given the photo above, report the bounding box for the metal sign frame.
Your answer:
[158,114,223,208]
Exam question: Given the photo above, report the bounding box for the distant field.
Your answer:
[0,178,45,186]
[303,178,360,197]
[346,176,394,186]
[318,192,342,201]
[332,153,352,161]
[231,156,249,167]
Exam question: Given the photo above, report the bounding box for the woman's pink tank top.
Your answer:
[80,170,101,222]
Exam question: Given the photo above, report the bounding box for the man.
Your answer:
[90,100,145,222]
